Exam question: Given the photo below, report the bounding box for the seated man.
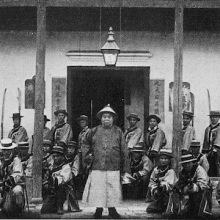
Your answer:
[127,145,153,199]
[171,154,212,219]
[0,138,25,217]
[41,145,80,215]
[65,141,81,212]
[146,149,177,214]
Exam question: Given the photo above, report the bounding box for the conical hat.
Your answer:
[96,104,118,120]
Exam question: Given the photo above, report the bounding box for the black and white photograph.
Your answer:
[0,0,220,219]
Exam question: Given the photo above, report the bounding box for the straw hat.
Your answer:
[52,145,65,155]
[67,141,77,148]
[126,113,140,121]
[182,111,194,118]
[180,154,197,164]
[130,145,145,152]
[18,142,29,148]
[96,104,118,120]
[159,149,173,158]
[190,140,200,148]
[54,109,68,116]
[0,138,17,149]
[43,140,53,147]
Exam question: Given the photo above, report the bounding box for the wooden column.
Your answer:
[172,0,184,176]
[31,0,46,204]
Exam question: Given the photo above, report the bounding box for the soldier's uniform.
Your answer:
[0,139,25,217]
[8,113,28,144]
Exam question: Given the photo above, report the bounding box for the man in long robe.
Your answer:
[50,109,73,146]
[8,113,28,144]
[202,110,220,176]
[82,104,131,219]
[182,111,196,153]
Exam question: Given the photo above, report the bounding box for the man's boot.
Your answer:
[108,207,121,219]
[93,207,103,219]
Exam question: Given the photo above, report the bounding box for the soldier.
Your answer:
[146,149,177,214]
[50,109,73,146]
[124,113,144,150]
[182,111,196,154]
[188,140,209,173]
[0,138,25,217]
[41,145,75,215]
[65,141,81,212]
[8,113,28,144]
[43,115,51,139]
[170,154,212,219]
[128,145,153,199]
[145,114,167,166]
[202,110,220,176]
[77,115,91,178]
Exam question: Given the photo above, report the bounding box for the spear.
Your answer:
[1,88,7,139]
[17,88,21,114]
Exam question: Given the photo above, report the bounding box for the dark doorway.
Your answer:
[67,67,150,142]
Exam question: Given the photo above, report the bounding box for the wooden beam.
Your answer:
[31,0,46,204]
[172,0,183,176]
[0,0,220,8]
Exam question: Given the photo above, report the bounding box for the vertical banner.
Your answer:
[52,78,66,124]
[149,79,165,123]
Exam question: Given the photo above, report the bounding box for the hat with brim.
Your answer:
[0,138,17,149]
[68,141,77,148]
[44,115,50,122]
[54,109,68,116]
[52,145,65,155]
[96,104,118,120]
[182,111,194,118]
[146,114,161,123]
[43,140,53,147]
[130,146,145,152]
[18,142,29,148]
[159,149,173,158]
[208,111,220,117]
[11,113,23,120]
[76,115,88,123]
[190,140,200,148]
[180,154,197,164]
[126,113,140,121]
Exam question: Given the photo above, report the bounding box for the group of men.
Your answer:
[0,107,220,218]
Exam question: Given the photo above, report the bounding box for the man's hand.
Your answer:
[133,172,140,180]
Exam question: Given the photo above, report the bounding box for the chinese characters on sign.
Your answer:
[150,79,165,123]
[52,78,66,124]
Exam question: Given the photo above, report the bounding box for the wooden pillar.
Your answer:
[172,0,184,176]
[31,0,46,204]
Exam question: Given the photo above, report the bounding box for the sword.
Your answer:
[17,88,21,114]
[1,88,7,139]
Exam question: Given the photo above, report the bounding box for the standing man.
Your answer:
[145,114,167,165]
[77,115,91,177]
[182,111,196,154]
[50,109,73,146]
[124,113,144,150]
[8,113,28,144]
[202,110,220,177]
[82,104,131,219]
[43,115,51,139]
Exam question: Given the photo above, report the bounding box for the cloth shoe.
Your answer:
[108,207,121,219]
[93,207,103,219]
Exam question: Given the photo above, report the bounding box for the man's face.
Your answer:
[53,153,64,165]
[210,116,219,125]
[2,149,13,159]
[101,113,114,127]
[132,151,142,160]
[67,147,76,157]
[183,115,192,127]
[57,113,65,124]
[129,118,138,128]
[19,148,29,158]
[189,147,200,157]
[182,161,194,172]
[159,155,170,166]
[43,144,51,153]
[80,120,87,129]
[13,118,20,128]
[149,118,158,129]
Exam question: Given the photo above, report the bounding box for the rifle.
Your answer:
[1,88,7,139]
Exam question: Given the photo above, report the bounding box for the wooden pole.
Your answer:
[31,0,46,204]
[172,0,183,176]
